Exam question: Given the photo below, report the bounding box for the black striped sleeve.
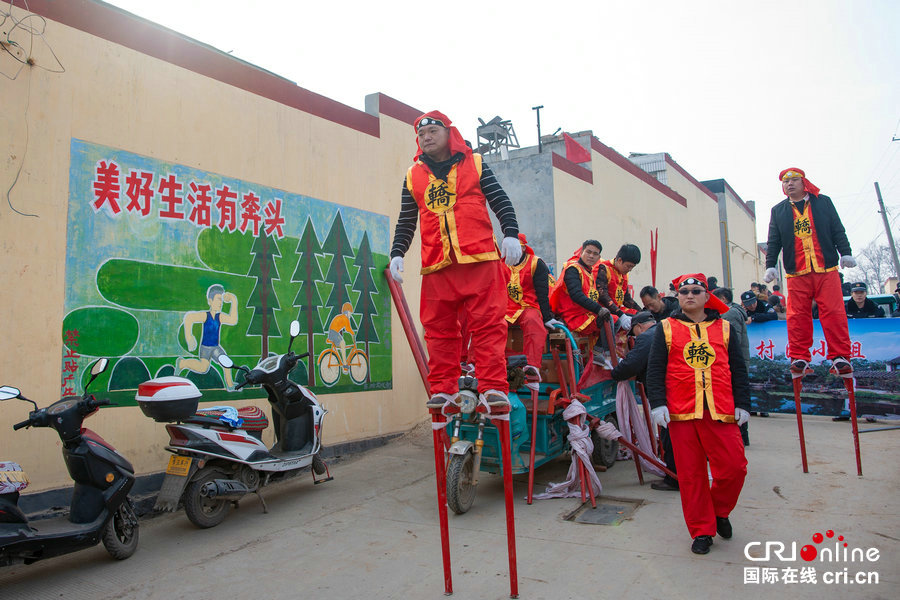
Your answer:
[390,179,418,258]
[480,161,518,238]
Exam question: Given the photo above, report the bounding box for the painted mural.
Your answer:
[62,140,392,406]
[745,319,900,417]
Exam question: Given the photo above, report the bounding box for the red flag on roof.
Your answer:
[563,133,591,164]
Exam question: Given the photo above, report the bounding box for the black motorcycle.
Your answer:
[0,359,138,566]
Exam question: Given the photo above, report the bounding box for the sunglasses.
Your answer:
[678,288,706,296]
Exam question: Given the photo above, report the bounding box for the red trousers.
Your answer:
[785,270,850,360]
[509,307,546,367]
[668,412,747,538]
[421,260,508,395]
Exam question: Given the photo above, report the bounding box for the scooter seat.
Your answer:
[194,406,269,431]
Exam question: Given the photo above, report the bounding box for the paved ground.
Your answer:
[1,414,898,599]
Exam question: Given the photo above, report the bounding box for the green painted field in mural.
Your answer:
[62,307,139,356]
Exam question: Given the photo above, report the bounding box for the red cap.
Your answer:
[779,167,820,196]
[672,273,730,314]
[413,110,471,162]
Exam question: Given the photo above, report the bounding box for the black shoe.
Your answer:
[650,479,679,491]
[716,516,733,539]
[759,412,770,417]
[691,535,713,554]
[743,439,749,447]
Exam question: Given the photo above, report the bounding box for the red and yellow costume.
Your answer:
[594,259,638,315]
[406,111,508,396]
[503,235,547,367]
[766,168,851,361]
[549,252,601,335]
[647,274,748,540]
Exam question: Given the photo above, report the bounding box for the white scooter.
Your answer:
[138,321,331,528]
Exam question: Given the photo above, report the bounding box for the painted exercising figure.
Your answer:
[178,284,238,390]
[327,302,356,372]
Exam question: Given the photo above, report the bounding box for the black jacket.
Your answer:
[846,298,881,318]
[611,324,656,385]
[766,194,851,273]
[746,301,777,323]
[645,309,751,413]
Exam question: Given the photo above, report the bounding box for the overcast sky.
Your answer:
[104,0,899,258]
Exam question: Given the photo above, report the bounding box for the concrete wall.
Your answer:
[0,0,427,491]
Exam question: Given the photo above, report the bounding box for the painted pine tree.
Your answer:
[291,218,324,385]
[351,231,380,382]
[246,232,281,359]
[322,211,355,319]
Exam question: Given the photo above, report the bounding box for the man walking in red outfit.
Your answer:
[764,168,856,377]
[389,111,522,411]
[646,273,750,555]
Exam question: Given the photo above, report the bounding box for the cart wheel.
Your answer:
[101,498,139,560]
[446,451,477,515]
[184,467,231,528]
[592,413,619,468]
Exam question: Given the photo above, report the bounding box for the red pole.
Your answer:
[384,268,431,395]
[635,382,657,456]
[843,378,863,476]
[495,414,519,598]
[792,377,809,473]
[429,411,452,595]
[615,436,677,481]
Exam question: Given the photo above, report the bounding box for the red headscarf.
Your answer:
[413,110,472,162]
[779,167,820,197]
[671,273,730,314]
[518,233,534,256]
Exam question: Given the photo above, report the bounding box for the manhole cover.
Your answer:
[565,497,643,526]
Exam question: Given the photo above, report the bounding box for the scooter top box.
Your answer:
[136,377,201,422]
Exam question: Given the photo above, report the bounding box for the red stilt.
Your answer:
[842,377,863,476]
[631,429,645,485]
[636,382,658,456]
[792,377,809,473]
[615,436,677,481]
[430,411,453,595]
[526,385,539,505]
[494,414,519,598]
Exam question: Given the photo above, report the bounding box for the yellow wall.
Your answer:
[0,6,427,491]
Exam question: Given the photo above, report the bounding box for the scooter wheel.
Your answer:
[102,498,139,560]
[184,468,231,528]
[591,413,619,468]
[446,452,476,515]
[312,453,327,475]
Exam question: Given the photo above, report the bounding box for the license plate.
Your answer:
[165,455,192,476]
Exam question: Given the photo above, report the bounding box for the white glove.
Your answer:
[764,267,778,283]
[500,236,523,266]
[389,256,404,283]
[544,318,564,330]
[651,406,670,429]
[735,408,750,426]
[840,255,856,269]
[618,314,632,331]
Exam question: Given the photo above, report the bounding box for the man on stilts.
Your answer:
[389,110,522,411]
[764,168,856,377]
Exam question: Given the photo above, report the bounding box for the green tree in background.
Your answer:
[351,231,379,382]
[322,211,355,321]
[246,232,282,358]
[292,218,324,384]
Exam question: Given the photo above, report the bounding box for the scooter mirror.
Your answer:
[218,355,234,369]
[290,320,300,338]
[91,358,109,376]
[0,386,21,400]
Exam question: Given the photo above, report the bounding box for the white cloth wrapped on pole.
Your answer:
[533,400,603,500]
[614,381,666,477]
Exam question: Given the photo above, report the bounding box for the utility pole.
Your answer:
[874,181,900,281]
[532,105,543,153]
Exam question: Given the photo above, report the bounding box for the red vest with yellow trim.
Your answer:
[504,253,538,322]
[595,259,635,313]
[789,201,833,277]
[406,153,500,274]
[549,259,599,333]
[660,318,735,423]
